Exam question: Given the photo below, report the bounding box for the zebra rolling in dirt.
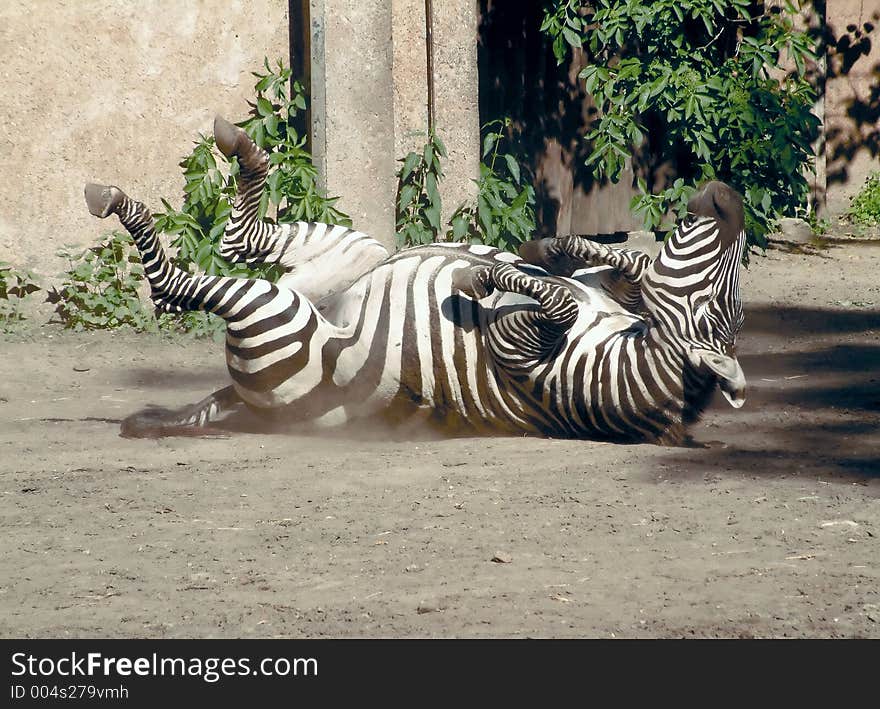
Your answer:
[84,116,746,445]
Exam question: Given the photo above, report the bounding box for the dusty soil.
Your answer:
[1,237,879,638]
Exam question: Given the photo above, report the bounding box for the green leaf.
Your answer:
[425,172,441,208]
[264,113,279,138]
[398,184,418,211]
[424,204,441,231]
[257,96,274,117]
[503,154,521,184]
[450,214,470,241]
[482,132,497,159]
[562,26,582,49]
[400,152,420,182]
[433,134,448,159]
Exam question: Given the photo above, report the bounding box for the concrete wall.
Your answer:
[0,0,289,276]
[0,0,480,274]
[391,0,430,159]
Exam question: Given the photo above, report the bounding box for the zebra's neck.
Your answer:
[569,321,718,442]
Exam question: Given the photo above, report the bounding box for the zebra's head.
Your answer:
[643,181,747,409]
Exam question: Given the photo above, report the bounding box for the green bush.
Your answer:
[49,232,228,339]
[49,231,155,331]
[449,119,537,250]
[396,120,536,250]
[541,0,820,247]
[0,261,40,331]
[847,172,880,227]
[395,131,447,247]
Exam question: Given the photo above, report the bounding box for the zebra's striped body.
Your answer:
[85,117,746,444]
[223,240,645,436]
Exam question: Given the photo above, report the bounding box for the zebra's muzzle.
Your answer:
[689,347,746,409]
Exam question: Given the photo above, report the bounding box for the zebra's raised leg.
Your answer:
[214,115,273,266]
[455,263,579,365]
[85,182,334,434]
[85,182,292,318]
[519,236,652,281]
[85,183,199,313]
[213,116,388,305]
[456,263,578,330]
[520,236,652,313]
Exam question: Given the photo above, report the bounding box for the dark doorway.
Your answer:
[477,1,640,237]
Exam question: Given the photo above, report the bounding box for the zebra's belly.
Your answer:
[282,250,520,430]
[226,243,650,435]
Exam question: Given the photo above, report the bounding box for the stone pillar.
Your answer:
[309,0,397,246]
[430,0,481,222]
[392,0,430,160]
[309,0,480,249]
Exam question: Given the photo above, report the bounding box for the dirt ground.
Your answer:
[1,235,878,639]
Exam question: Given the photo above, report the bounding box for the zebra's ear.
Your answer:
[690,348,746,409]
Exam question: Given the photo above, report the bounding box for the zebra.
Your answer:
[83,116,746,445]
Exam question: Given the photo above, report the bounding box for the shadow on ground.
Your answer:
[681,304,880,480]
[743,303,880,337]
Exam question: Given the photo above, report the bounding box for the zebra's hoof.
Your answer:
[213,115,246,158]
[452,266,493,299]
[519,237,584,277]
[518,238,552,266]
[84,183,125,219]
